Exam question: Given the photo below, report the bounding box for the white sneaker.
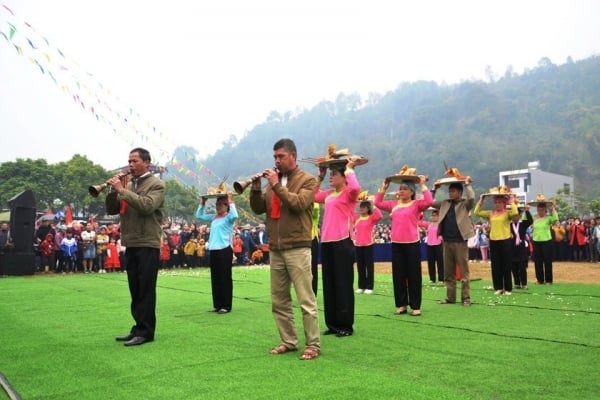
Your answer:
[504,291,512,296]
[364,289,373,294]
[355,289,364,294]
[494,290,503,295]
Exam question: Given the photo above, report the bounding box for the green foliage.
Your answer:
[588,199,600,217]
[0,155,109,214]
[198,55,600,206]
[163,180,199,222]
[4,56,600,220]
[55,155,111,214]
[553,193,578,219]
[0,158,55,210]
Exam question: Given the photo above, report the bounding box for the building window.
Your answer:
[507,180,520,189]
[563,183,570,195]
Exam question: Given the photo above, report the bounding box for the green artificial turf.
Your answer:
[1,267,598,400]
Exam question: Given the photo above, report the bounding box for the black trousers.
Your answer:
[355,244,375,290]
[311,237,320,295]
[512,243,529,287]
[209,247,233,311]
[511,260,528,286]
[391,242,422,310]
[126,247,159,339]
[489,239,513,291]
[533,240,553,284]
[321,238,355,333]
[426,244,444,282]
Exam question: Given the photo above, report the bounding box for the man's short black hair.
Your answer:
[449,182,463,192]
[130,147,151,162]
[273,138,297,157]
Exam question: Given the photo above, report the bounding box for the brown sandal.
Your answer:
[270,344,297,355]
[299,346,320,360]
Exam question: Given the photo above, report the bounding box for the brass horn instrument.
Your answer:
[88,173,129,197]
[233,168,278,194]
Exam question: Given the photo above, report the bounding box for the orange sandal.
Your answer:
[299,346,320,360]
[270,344,297,355]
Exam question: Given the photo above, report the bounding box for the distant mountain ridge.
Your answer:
[173,56,600,199]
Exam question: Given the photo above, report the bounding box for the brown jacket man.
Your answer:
[431,179,475,305]
[248,138,321,360]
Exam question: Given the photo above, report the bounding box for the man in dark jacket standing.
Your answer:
[431,178,475,306]
[106,147,165,346]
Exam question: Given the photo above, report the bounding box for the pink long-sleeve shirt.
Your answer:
[420,220,443,246]
[353,206,383,246]
[374,190,433,243]
[315,171,360,242]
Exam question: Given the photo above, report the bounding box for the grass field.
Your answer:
[1,261,599,400]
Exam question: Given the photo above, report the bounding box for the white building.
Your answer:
[498,161,574,205]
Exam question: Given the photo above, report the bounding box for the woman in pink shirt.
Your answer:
[315,159,360,337]
[420,209,444,284]
[375,175,432,316]
[354,196,383,294]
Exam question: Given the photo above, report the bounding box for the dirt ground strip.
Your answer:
[374,261,600,285]
[14,261,600,285]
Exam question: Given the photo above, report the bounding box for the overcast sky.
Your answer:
[1,0,599,172]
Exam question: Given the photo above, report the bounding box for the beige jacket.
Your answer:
[432,184,475,241]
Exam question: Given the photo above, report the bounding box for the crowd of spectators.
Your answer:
[2,212,598,275]
[23,217,275,274]
[461,216,600,263]
[374,215,600,264]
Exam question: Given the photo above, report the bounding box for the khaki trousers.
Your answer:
[270,248,320,350]
[442,241,471,302]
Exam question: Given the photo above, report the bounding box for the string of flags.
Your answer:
[0,3,227,191]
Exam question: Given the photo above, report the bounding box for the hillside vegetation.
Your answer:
[180,56,600,199]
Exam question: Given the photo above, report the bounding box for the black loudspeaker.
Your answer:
[8,190,36,254]
[0,253,36,276]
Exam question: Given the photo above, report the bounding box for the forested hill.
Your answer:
[180,56,600,199]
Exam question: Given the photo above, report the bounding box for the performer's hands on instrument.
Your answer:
[107,174,125,193]
[263,168,279,187]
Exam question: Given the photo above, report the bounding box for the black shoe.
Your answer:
[336,330,352,337]
[115,333,135,342]
[124,336,153,346]
[323,329,337,335]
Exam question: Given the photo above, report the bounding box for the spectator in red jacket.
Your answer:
[568,218,586,261]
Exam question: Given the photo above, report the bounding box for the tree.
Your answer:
[552,192,577,219]
[163,180,200,223]
[54,155,110,217]
[588,199,600,217]
[0,158,58,211]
